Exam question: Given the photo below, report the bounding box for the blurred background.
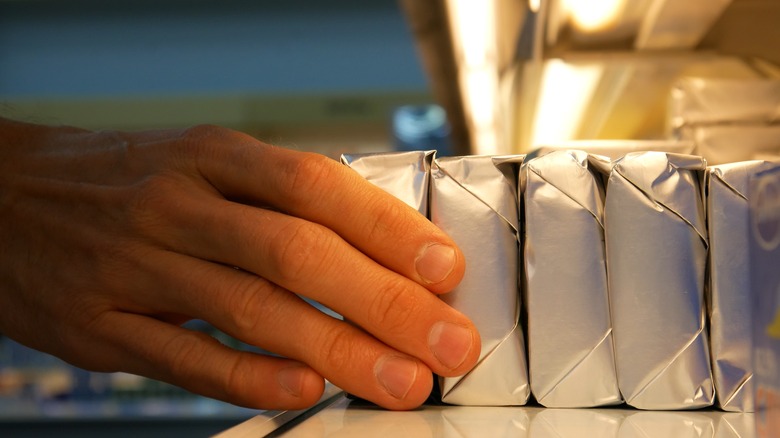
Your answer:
[1,0,779,435]
[2,0,433,435]
[0,0,440,157]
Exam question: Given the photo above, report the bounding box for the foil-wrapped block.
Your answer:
[669,78,780,131]
[668,78,780,165]
[689,125,780,166]
[520,150,621,407]
[707,161,773,412]
[750,164,780,437]
[341,150,434,214]
[531,140,695,161]
[605,151,714,410]
[430,155,529,405]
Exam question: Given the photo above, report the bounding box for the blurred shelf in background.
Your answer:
[0,0,438,158]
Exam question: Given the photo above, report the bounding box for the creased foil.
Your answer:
[750,164,780,437]
[605,151,714,410]
[430,155,529,405]
[341,150,433,214]
[669,78,780,130]
[689,125,780,166]
[532,140,695,161]
[520,150,621,407]
[707,161,773,412]
[668,78,780,165]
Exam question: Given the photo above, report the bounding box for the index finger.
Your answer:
[189,128,465,294]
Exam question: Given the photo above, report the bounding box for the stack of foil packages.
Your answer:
[669,77,780,165]
[342,149,778,412]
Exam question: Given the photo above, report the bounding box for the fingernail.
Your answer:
[277,365,306,397]
[428,321,474,370]
[374,355,418,399]
[415,243,456,284]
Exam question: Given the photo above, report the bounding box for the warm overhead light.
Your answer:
[563,0,626,32]
[460,67,500,155]
[446,0,496,67]
[461,67,498,130]
[530,59,604,147]
[446,0,502,154]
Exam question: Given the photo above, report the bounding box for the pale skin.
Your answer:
[0,117,480,411]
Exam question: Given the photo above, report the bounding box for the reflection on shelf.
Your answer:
[0,321,258,421]
[271,395,756,438]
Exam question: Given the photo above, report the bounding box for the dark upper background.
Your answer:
[0,0,434,156]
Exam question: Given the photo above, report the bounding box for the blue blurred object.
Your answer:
[392,104,453,156]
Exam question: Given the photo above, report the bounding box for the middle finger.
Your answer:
[155,193,480,378]
[137,250,435,409]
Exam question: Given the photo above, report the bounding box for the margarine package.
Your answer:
[341,150,434,214]
[707,161,774,412]
[531,140,695,162]
[669,78,780,130]
[692,125,780,166]
[605,151,714,410]
[430,155,529,405]
[520,150,621,407]
[751,164,780,438]
[669,78,780,165]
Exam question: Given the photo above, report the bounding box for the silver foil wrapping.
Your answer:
[669,77,780,165]
[430,155,529,405]
[340,150,433,214]
[532,140,695,161]
[707,161,773,412]
[520,150,621,407]
[690,125,780,166]
[605,151,714,410]
[669,77,780,130]
[750,164,780,436]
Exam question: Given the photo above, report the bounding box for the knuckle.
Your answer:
[181,124,225,142]
[125,174,181,231]
[315,324,355,371]
[269,221,334,284]
[284,153,337,203]
[177,124,245,163]
[366,279,416,334]
[363,196,414,243]
[222,353,255,401]
[163,330,214,379]
[225,278,279,336]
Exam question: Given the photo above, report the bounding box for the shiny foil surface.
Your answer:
[341,150,433,214]
[707,161,772,412]
[690,125,780,165]
[669,78,780,130]
[430,155,530,406]
[669,78,780,165]
[532,140,695,161]
[605,152,714,410]
[520,150,621,407]
[750,164,780,437]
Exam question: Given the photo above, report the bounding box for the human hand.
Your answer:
[0,119,480,410]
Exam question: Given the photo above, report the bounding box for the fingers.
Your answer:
[146,193,479,378]
[187,130,464,293]
[129,252,435,410]
[85,311,326,410]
